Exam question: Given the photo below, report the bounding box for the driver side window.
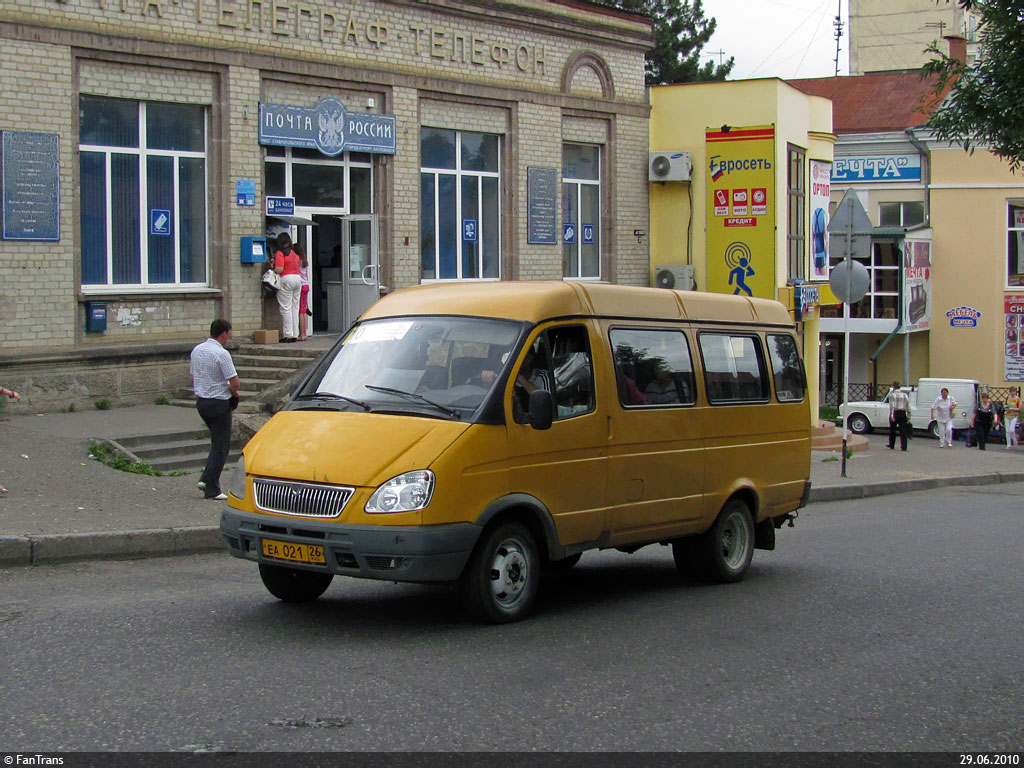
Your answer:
[513,325,594,423]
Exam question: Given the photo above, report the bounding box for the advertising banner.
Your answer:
[705,126,775,298]
[903,240,932,332]
[832,154,922,183]
[1004,295,1024,381]
[809,160,831,281]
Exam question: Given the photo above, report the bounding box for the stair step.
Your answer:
[123,437,244,461]
[117,429,211,448]
[145,449,242,473]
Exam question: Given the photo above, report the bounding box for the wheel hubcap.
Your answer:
[720,513,750,570]
[489,539,529,607]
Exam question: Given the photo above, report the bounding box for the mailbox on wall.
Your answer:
[85,301,107,333]
[240,236,268,264]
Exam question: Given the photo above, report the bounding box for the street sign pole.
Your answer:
[842,197,853,478]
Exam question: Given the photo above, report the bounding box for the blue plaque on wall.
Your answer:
[1,131,60,241]
[527,167,558,245]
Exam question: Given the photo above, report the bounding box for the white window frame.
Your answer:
[562,143,602,281]
[264,148,374,217]
[420,130,501,282]
[878,201,925,228]
[80,101,209,293]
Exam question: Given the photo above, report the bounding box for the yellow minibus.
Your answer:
[221,281,811,622]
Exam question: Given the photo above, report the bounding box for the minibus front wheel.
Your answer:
[259,563,334,603]
[460,521,539,623]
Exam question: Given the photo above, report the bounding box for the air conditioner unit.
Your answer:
[648,151,692,182]
[653,265,694,291]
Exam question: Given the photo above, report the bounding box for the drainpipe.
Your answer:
[905,127,931,227]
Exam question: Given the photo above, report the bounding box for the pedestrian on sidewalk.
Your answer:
[969,391,999,451]
[273,232,302,343]
[886,380,910,451]
[296,242,311,342]
[0,384,20,495]
[1003,387,1020,449]
[189,319,240,500]
[931,387,957,447]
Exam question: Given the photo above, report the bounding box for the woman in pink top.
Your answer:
[295,243,311,341]
[273,232,302,343]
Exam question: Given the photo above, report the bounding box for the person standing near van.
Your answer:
[190,319,240,501]
[273,232,302,343]
[1003,388,1021,449]
[969,391,999,450]
[931,387,957,448]
[886,381,910,451]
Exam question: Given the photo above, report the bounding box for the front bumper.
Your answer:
[220,508,482,584]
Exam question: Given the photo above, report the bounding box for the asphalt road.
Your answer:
[0,484,1021,753]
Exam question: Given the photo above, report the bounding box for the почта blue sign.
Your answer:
[259,98,396,156]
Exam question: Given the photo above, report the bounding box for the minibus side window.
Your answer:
[698,332,769,404]
[513,326,595,423]
[766,334,806,402]
[609,328,696,407]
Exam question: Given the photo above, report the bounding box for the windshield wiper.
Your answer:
[363,385,460,418]
[293,392,371,411]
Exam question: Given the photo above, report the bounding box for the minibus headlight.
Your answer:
[365,470,435,514]
[228,456,246,500]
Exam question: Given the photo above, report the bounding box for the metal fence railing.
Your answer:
[823,384,1019,409]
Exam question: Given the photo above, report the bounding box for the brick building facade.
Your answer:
[0,0,651,410]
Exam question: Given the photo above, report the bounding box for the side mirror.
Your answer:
[528,390,553,431]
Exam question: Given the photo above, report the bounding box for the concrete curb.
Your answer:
[4,471,1024,568]
[807,471,1024,503]
[0,526,221,567]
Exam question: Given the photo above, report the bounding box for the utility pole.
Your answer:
[705,49,726,69]
[833,0,844,77]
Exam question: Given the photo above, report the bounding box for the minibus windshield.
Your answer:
[296,316,524,421]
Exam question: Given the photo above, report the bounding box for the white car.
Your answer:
[841,378,978,438]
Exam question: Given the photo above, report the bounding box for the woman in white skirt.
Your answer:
[273,232,302,343]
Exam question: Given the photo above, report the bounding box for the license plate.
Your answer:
[261,538,325,565]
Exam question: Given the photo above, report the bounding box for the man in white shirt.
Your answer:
[190,319,240,500]
[886,380,911,451]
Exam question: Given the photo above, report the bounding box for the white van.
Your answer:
[842,378,979,437]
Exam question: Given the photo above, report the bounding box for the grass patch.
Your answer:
[819,406,840,423]
[89,440,163,476]
[155,395,170,405]
[94,398,112,411]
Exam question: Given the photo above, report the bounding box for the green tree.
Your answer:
[614,0,734,85]
[922,0,1024,169]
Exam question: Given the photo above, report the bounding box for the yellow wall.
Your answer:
[928,148,1024,387]
[649,79,834,415]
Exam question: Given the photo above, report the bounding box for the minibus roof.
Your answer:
[362,281,793,327]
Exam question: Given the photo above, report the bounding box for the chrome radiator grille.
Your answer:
[253,479,354,518]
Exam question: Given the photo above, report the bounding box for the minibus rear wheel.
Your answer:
[694,500,755,583]
[259,563,333,603]
[460,521,539,623]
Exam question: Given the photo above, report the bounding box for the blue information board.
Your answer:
[150,208,171,236]
[266,196,295,216]
[2,131,60,241]
[463,219,477,241]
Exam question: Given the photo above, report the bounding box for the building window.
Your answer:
[562,144,601,279]
[263,148,373,213]
[1008,201,1024,286]
[420,128,500,281]
[879,201,925,227]
[79,96,207,288]
[822,241,901,319]
[787,145,806,282]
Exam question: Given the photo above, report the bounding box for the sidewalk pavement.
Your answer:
[2,405,1023,567]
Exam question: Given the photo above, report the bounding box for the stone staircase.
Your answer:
[169,342,323,414]
[811,420,869,452]
[137,341,324,471]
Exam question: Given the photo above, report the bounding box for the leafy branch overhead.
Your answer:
[922,0,1024,170]
[612,0,734,85]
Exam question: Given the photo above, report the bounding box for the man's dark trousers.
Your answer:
[888,409,909,451]
[197,397,232,497]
